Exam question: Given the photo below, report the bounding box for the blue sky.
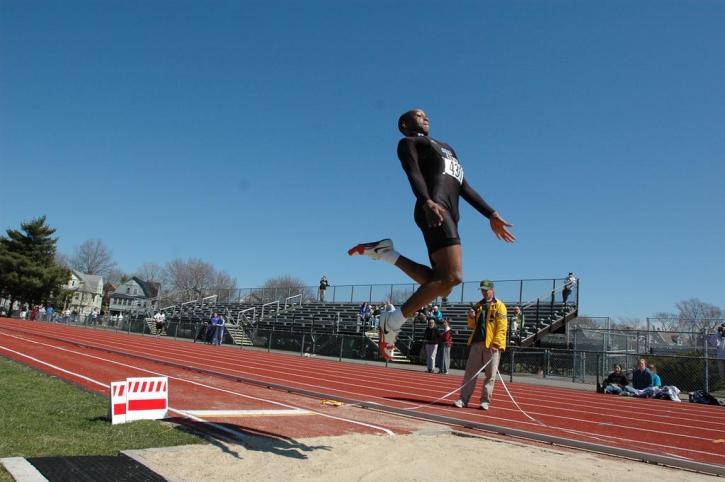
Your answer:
[1,0,723,319]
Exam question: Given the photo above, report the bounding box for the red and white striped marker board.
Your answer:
[110,381,127,425]
[124,377,168,422]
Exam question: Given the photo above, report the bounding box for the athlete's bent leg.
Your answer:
[400,245,463,318]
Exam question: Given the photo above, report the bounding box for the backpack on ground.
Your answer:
[688,390,722,405]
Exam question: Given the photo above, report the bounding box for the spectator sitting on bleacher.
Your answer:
[512,306,524,340]
[602,363,629,395]
[430,305,444,323]
[359,302,373,329]
[414,308,428,325]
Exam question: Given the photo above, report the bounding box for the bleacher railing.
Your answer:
[194,277,577,306]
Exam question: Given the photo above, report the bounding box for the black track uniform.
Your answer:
[397,135,495,255]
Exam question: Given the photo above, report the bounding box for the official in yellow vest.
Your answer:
[453,279,508,410]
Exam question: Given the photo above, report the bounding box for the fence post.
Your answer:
[703,328,710,393]
[460,281,465,303]
[332,286,336,303]
[550,279,556,311]
[572,328,577,382]
[339,336,344,361]
[267,333,272,352]
[636,330,640,354]
[510,348,515,383]
[518,280,523,307]
[301,333,306,356]
[369,285,373,304]
[646,318,651,353]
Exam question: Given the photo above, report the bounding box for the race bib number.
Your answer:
[443,156,464,184]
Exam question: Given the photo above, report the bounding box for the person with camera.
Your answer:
[707,324,725,383]
[453,279,508,410]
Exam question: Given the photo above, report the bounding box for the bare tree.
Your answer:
[135,262,164,283]
[163,258,237,304]
[650,311,679,331]
[69,239,116,275]
[675,298,722,333]
[254,275,308,303]
[55,252,71,268]
[613,316,644,330]
[105,268,129,287]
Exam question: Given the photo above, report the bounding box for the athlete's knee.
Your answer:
[438,272,463,291]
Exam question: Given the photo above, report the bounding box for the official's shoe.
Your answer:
[453,399,466,408]
[347,239,394,260]
[480,402,490,410]
[378,310,400,361]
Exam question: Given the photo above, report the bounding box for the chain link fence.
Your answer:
[9,313,723,398]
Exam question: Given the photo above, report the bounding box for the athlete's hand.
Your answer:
[423,200,446,227]
[489,212,516,243]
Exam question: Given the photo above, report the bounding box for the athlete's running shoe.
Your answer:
[378,310,400,361]
[347,239,394,260]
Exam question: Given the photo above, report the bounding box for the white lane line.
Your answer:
[0,337,395,436]
[185,409,312,417]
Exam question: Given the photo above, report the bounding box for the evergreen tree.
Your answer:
[0,216,70,311]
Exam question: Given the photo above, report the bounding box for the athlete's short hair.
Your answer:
[398,109,419,134]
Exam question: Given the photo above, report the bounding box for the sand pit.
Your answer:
[125,432,713,481]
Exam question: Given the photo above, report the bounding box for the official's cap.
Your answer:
[480,280,494,290]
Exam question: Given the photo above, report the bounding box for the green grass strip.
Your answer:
[0,356,205,460]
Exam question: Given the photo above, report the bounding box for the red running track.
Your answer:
[1,318,724,469]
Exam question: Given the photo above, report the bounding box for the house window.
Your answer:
[126,287,130,294]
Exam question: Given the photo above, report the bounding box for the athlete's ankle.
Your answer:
[381,249,400,265]
[386,309,406,331]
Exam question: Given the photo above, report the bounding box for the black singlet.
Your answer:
[397,135,495,255]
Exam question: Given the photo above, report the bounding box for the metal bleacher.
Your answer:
[160,280,579,362]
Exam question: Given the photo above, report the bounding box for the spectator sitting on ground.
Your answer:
[622,358,653,396]
[602,363,629,395]
[649,364,661,387]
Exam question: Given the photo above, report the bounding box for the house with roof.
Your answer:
[109,277,160,317]
[65,271,104,316]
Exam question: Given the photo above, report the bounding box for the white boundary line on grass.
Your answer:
[0,338,395,437]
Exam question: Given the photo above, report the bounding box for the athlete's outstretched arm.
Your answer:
[398,138,445,227]
[460,179,516,243]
